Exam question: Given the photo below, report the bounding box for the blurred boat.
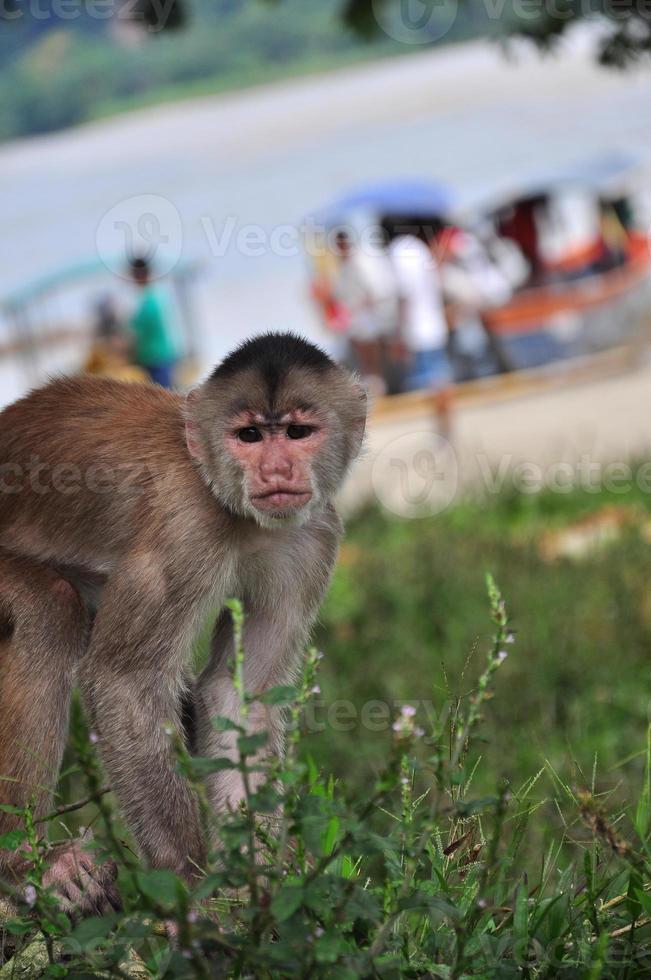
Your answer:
[308,161,651,387]
[475,155,651,371]
[0,256,204,389]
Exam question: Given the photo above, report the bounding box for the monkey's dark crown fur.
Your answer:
[211,332,335,384]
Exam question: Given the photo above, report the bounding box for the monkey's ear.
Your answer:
[184,391,205,463]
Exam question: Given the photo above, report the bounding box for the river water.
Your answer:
[2,34,651,405]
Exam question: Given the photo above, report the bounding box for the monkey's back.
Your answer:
[0,377,197,570]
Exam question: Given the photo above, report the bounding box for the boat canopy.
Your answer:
[310,178,456,228]
[477,152,651,216]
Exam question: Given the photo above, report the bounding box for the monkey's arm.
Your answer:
[194,606,311,814]
[78,551,209,881]
[195,520,340,814]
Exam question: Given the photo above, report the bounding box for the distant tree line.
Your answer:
[2,0,651,66]
[0,0,646,141]
[128,0,651,66]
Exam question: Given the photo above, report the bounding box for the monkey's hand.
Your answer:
[43,837,121,918]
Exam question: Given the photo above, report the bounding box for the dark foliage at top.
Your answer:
[125,0,651,66]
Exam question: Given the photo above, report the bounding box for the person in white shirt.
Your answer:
[437,226,515,377]
[386,222,454,436]
[387,229,452,385]
[333,230,399,393]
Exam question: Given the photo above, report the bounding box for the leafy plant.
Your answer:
[1,574,649,977]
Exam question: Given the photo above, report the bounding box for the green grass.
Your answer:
[1,483,651,976]
[314,483,651,848]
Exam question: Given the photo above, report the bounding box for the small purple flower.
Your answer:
[400,704,417,718]
[496,651,508,664]
[89,731,99,745]
[187,911,198,924]
[24,885,37,907]
[311,685,321,695]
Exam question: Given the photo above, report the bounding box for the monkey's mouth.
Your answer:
[251,489,313,512]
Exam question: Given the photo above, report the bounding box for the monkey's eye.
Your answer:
[237,427,263,444]
[287,424,312,440]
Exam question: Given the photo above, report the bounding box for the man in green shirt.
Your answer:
[129,256,180,388]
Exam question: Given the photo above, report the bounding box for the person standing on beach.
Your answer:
[385,221,454,436]
[332,229,399,395]
[128,256,180,388]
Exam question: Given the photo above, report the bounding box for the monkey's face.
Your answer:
[187,346,367,528]
[223,406,327,526]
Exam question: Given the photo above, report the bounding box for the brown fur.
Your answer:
[0,335,366,897]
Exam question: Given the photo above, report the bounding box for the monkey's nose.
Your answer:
[260,454,292,481]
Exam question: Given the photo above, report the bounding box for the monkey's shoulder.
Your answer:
[15,375,181,416]
[0,376,183,454]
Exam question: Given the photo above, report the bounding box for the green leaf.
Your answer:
[304,879,336,917]
[187,755,238,775]
[634,724,651,841]
[249,785,282,814]
[5,918,33,935]
[635,888,651,916]
[237,732,268,756]
[44,964,67,978]
[344,886,381,923]
[397,892,460,922]
[253,685,298,706]
[322,815,340,856]
[0,829,26,850]
[65,914,119,951]
[0,803,24,815]
[211,715,244,734]
[271,884,303,922]
[512,880,529,966]
[325,970,357,980]
[193,872,228,900]
[314,931,349,963]
[136,869,186,908]
[626,868,643,922]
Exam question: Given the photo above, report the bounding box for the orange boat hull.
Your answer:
[483,235,651,336]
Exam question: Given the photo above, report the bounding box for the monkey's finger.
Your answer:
[57,881,85,911]
[77,862,122,915]
[104,882,123,913]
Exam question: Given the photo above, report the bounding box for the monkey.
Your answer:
[0,332,366,904]
[0,555,120,914]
